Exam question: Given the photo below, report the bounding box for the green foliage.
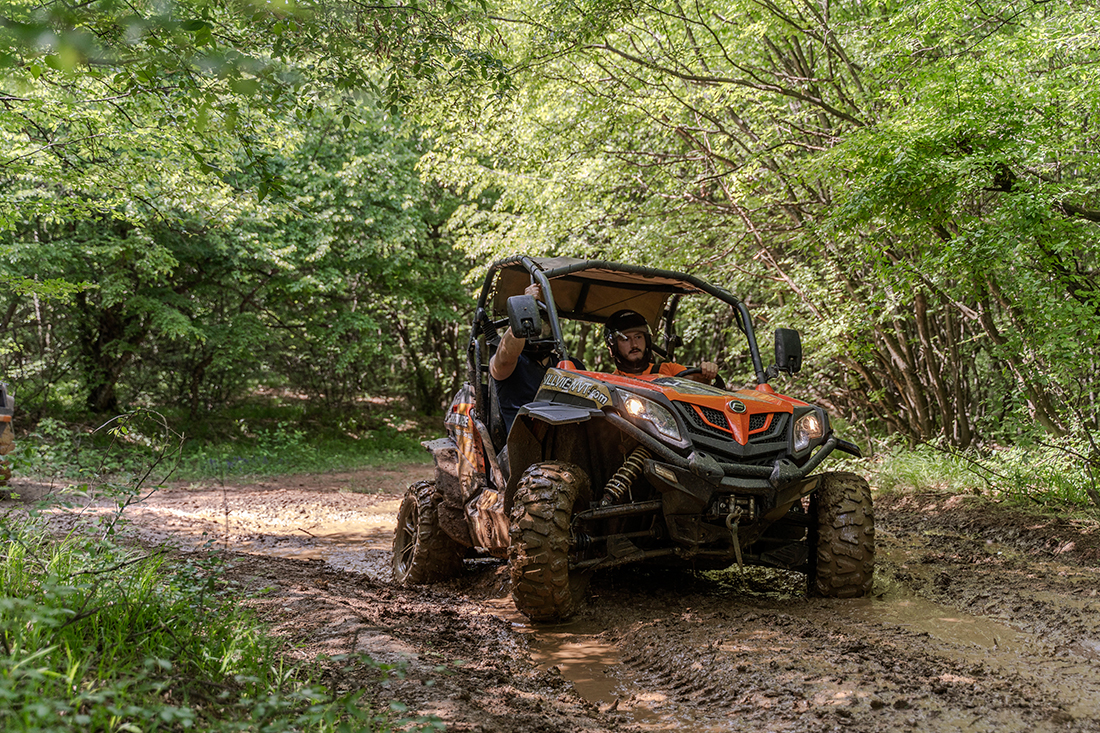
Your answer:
[0,0,492,420]
[1,93,474,417]
[0,0,506,167]
[9,401,434,486]
[0,518,441,732]
[424,0,1100,464]
[871,438,1100,509]
[175,420,429,480]
[9,412,184,505]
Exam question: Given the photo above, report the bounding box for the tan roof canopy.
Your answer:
[490,257,707,327]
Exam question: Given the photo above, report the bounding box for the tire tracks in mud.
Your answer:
[564,493,1100,732]
[15,475,1100,732]
[599,589,1093,732]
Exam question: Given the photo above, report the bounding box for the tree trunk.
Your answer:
[75,293,143,414]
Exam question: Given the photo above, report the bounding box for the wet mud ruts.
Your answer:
[8,472,1099,732]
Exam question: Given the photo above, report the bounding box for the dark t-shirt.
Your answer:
[493,352,550,436]
[493,353,586,436]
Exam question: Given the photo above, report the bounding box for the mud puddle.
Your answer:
[510,564,1100,732]
[523,623,747,732]
[847,584,1100,720]
[482,600,677,730]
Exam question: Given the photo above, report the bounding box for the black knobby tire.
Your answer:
[508,461,589,622]
[810,472,875,598]
[392,480,465,584]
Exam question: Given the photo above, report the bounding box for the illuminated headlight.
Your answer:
[793,411,824,452]
[623,395,682,442]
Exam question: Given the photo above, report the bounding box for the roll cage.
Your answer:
[468,256,769,448]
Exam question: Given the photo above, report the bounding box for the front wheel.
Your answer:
[508,461,589,622]
[809,472,875,598]
[392,481,465,584]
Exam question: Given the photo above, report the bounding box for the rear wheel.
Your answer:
[392,480,465,584]
[508,461,589,622]
[809,472,875,598]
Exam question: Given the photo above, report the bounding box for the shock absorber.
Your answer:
[600,445,651,506]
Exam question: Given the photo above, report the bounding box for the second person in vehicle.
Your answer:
[604,309,718,383]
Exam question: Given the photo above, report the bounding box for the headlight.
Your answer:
[793,411,824,452]
[622,394,682,442]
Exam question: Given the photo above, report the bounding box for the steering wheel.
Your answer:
[677,367,726,391]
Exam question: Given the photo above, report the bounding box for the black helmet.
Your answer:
[604,309,652,373]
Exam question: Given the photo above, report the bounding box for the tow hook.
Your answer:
[726,508,744,568]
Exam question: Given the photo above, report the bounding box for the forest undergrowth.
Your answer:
[0,406,440,733]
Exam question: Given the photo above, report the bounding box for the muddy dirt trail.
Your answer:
[7,467,1100,732]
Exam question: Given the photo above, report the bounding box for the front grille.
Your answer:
[699,406,731,432]
[674,401,731,439]
[749,413,787,443]
[672,402,789,465]
[749,414,767,431]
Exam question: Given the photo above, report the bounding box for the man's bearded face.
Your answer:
[615,328,649,364]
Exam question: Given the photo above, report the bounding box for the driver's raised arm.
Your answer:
[489,282,542,380]
[490,330,524,380]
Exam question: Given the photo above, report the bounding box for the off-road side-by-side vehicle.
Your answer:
[0,383,13,487]
[392,256,873,621]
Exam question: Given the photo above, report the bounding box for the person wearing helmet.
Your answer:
[490,283,575,434]
[604,309,718,383]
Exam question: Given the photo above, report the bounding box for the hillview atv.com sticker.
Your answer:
[539,369,612,406]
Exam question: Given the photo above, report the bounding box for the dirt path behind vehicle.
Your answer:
[6,469,1100,732]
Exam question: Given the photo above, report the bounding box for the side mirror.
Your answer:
[507,295,542,339]
[774,328,802,374]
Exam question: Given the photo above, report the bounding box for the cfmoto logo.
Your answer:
[727,400,747,413]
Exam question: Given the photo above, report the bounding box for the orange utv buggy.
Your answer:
[0,383,13,486]
[392,256,873,621]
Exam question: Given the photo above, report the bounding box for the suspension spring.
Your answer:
[601,445,652,506]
